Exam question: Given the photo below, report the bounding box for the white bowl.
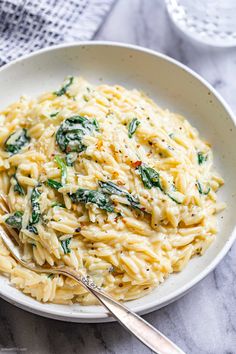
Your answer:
[0,42,235,323]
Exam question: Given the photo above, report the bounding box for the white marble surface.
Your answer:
[0,1,236,353]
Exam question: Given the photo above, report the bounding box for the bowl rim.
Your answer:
[0,40,235,322]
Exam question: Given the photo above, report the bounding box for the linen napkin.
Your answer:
[0,0,115,66]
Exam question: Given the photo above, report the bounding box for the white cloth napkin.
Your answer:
[0,0,115,66]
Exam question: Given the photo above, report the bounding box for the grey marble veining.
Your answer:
[0,1,236,353]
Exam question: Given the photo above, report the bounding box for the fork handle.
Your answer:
[60,268,185,354]
[0,225,183,353]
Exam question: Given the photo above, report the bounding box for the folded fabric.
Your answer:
[0,0,115,66]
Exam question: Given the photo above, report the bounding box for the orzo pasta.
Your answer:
[0,77,225,304]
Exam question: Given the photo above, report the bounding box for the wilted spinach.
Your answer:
[27,224,38,235]
[5,211,23,230]
[54,76,74,97]
[197,152,208,165]
[128,118,140,138]
[136,163,182,204]
[98,181,126,196]
[30,185,41,224]
[69,188,114,212]
[99,181,144,212]
[196,180,210,195]
[137,164,164,191]
[47,179,63,190]
[56,116,99,160]
[166,193,181,204]
[55,156,67,184]
[5,129,30,155]
[12,174,25,195]
[50,111,59,118]
[65,152,77,166]
[61,238,71,254]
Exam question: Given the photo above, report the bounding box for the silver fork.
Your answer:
[0,194,185,354]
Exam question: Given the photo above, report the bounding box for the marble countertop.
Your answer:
[0,1,235,353]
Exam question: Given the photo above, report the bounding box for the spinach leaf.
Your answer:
[30,186,41,224]
[61,238,71,254]
[5,128,30,155]
[50,111,59,118]
[56,116,99,156]
[197,152,208,165]
[166,193,181,204]
[93,118,99,131]
[5,211,23,230]
[55,156,67,184]
[136,163,182,204]
[12,174,25,195]
[128,118,140,138]
[65,152,77,166]
[137,164,164,191]
[69,188,114,212]
[47,179,63,190]
[27,224,38,235]
[99,181,144,212]
[196,180,210,195]
[54,77,74,97]
[126,194,145,211]
[98,181,126,196]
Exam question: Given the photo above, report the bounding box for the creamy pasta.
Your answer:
[0,77,225,304]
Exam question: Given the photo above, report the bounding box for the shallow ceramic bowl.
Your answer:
[0,42,235,323]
